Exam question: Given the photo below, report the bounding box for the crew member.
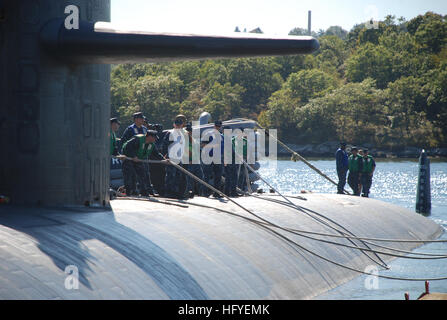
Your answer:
[120,112,148,146]
[358,149,364,192]
[163,115,188,199]
[223,126,238,197]
[183,123,205,198]
[148,123,166,196]
[109,117,121,197]
[347,147,363,196]
[335,142,349,194]
[234,128,248,194]
[120,112,150,194]
[203,120,224,198]
[110,118,121,156]
[360,149,376,198]
[121,130,163,197]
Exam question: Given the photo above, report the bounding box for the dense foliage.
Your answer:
[111,12,447,148]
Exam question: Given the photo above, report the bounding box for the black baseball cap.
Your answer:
[146,130,158,137]
[133,112,145,119]
[110,118,120,124]
[351,147,358,151]
[214,120,223,126]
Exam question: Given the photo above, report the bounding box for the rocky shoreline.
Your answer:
[277,141,447,159]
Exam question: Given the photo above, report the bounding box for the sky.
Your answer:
[111,0,447,36]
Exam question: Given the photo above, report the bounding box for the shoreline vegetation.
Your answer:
[111,12,447,151]
[273,156,447,162]
[275,141,447,159]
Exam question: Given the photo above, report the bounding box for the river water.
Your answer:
[257,158,447,300]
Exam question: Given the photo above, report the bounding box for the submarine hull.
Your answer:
[0,194,442,299]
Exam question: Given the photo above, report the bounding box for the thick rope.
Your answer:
[239,158,389,268]
[114,156,447,281]
[255,123,351,195]
[126,194,447,281]
[251,195,447,258]
[113,155,447,245]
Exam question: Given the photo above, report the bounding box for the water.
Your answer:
[257,159,447,300]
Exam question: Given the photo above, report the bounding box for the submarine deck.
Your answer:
[0,193,443,299]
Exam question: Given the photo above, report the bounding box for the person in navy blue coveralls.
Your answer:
[335,142,349,194]
[120,112,148,146]
[120,112,158,195]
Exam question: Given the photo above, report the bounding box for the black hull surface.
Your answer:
[0,194,442,299]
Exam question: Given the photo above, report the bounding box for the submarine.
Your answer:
[0,0,445,300]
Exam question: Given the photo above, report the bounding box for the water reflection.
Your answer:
[257,158,447,299]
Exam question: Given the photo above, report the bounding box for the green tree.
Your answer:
[272,55,305,79]
[384,77,431,146]
[261,88,301,140]
[295,79,387,144]
[425,62,447,143]
[314,35,349,76]
[227,58,283,112]
[413,12,447,53]
[126,74,184,127]
[286,69,339,103]
[346,43,394,88]
[288,27,318,38]
[180,86,208,121]
[378,32,435,79]
[198,61,229,88]
[203,82,245,120]
[260,69,338,140]
[109,10,447,148]
[170,61,201,95]
[324,26,348,40]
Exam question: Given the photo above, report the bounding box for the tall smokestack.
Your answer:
[308,10,312,35]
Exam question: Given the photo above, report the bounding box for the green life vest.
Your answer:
[232,136,248,158]
[110,130,117,155]
[348,154,362,172]
[362,155,374,173]
[135,134,155,160]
